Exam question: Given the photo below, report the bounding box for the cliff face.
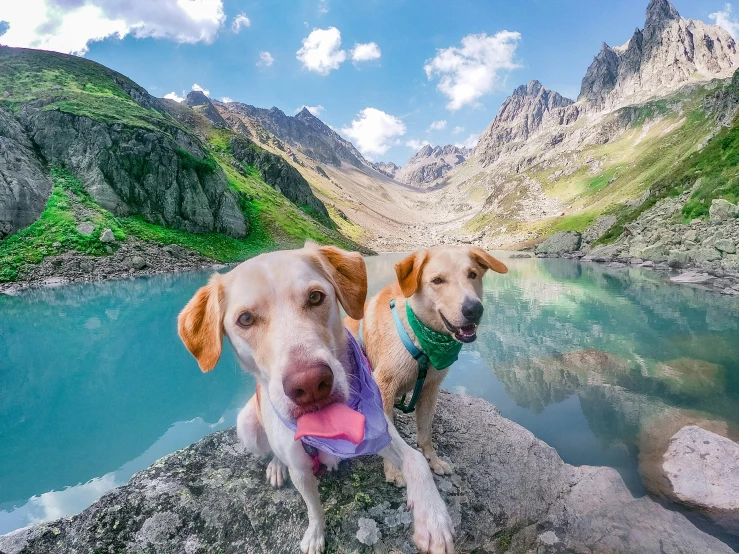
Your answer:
[579,0,739,109]
[395,145,472,186]
[0,47,247,238]
[475,80,579,167]
[0,392,733,554]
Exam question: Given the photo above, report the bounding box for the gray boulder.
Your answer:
[0,392,733,554]
[99,229,115,243]
[535,231,582,254]
[715,238,737,254]
[75,222,95,237]
[710,199,739,224]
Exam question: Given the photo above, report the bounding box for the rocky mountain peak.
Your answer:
[394,144,471,186]
[645,0,679,28]
[184,91,227,127]
[579,0,739,109]
[184,90,210,107]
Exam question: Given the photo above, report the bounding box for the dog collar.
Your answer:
[267,330,391,463]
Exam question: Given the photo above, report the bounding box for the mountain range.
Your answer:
[2,0,739,282]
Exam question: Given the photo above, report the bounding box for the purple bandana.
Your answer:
[271,330,391,459]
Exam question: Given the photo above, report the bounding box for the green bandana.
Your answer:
[405,302,463,370]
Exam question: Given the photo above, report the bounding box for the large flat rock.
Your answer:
[0,392,734,554]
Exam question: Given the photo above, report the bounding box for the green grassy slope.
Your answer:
[0,47,364,282]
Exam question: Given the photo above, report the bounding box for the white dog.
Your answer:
[178,243,454,554]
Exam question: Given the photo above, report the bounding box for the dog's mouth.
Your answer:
[289,390,345,420]
[439,311,478,343]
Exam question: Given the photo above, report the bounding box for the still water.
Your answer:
[1,253,738,540]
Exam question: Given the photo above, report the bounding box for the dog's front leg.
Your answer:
[289,466,326,554]
[380,420,454,554]
[375,369,407,487]
[415,380,453,475]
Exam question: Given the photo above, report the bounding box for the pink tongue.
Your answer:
[294,403,366,444]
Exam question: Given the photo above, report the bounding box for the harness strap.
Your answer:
[359,319,365,351]
[390,299,429,414]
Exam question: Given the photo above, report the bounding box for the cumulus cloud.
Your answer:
[231,13,250,33]
[351,42,381,63]
[257,51,274,67]
[340,108,406,159]
[221,96,233,103]
[427,119,447,132]
[192,83,210,96]
[454,133,480,149]
[0,0,225,55]
[296,104,325,116]
[406,139,431,150]
[424,31,522,110]
[164,91,184,102]
[452,126,465,135]
[296,27,346,75]
[710,3,739,39]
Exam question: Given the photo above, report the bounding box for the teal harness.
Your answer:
[359,299,431,413]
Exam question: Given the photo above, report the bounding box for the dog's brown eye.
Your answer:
[237,312,254,327]
[468,271,478,280]
[431,277,444,285]
[308,290,325,306]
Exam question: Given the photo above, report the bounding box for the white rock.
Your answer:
[670,271,714,284]
[356,517,381,546]
[663,426,739,511]
[76,222,95,236]
[99,229,115,243]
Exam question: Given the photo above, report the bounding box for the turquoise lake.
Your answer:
[1,253,738,545]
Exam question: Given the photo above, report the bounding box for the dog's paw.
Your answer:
[319,451,340,473]
[427,455,453,476]
[300,522,325,554]
[266,456,288,488]
[384,460,406,488]
[412,500,455,554]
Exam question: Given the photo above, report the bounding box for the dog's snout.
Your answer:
[461,298,484,322]
[283,363,334,406]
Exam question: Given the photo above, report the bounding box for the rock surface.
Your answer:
[536,230,582,254]
[395,144,472,186]
[1,392,734,554]
[579,0,739,110]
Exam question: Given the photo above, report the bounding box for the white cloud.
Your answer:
[424,31,522,110]
[192,83,210,96]
[454,133,480,149]
[318,0,329,14]
[710,3,739,39]
[257,51,274,67]
[296,104,325,116]
[296,27,346,75]
[452,126,465,135]
[221,96,233,103]
[231,13,250,33]
[351,42,381,63]
[164,91,184,102]
[0,0,225,56]
[340,108,406,159]
[406,139,431,150]
[427,119,447,132]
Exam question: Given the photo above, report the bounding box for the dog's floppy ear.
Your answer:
[178,274,225,372]
[469,246,508,274]
[395,250,428,298]
[311,244,367,320]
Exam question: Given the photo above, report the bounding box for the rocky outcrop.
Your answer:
[1,392,733,554]
[579,0,739,110]
[183,90,228,128]
[222,104,368,168]
[395,144,471,186]
[229,136,330,223]
[370,161,400,179]
[536,230,582,254]
[18,108,247,238]
[476,80,579,167]
[0,108,52,239]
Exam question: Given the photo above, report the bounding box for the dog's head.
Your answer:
[395,245,507,343]
[178,243,367,421]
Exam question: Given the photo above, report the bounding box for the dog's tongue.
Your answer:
[294,403,365,444]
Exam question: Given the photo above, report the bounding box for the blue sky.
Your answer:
[1,0,738,164]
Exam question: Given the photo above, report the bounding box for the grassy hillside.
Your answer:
[0,47,364,283]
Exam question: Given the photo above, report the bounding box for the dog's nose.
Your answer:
[283,363,334,406]
[461,298,484,322]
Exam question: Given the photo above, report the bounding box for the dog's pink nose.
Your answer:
[283,363,334,406]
